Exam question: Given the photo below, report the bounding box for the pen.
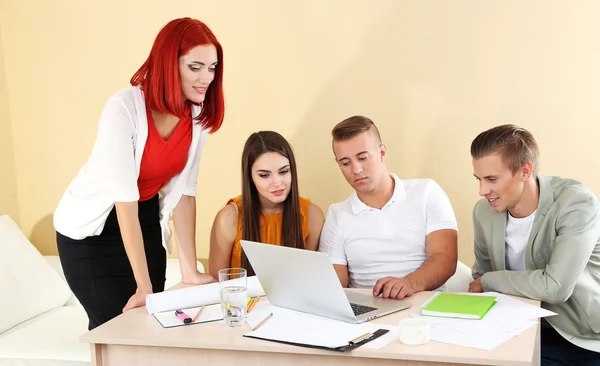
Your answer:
[192,305,205,323]
[252,312,273,331]
[175,309,192,324]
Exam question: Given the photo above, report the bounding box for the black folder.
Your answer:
[244,328,390,352]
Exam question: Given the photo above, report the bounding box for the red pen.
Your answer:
[175,310,192,324]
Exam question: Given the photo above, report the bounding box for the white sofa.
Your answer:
[445,260,474,293]
[0,215,204,366]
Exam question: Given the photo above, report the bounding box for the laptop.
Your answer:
[240,240,411,324]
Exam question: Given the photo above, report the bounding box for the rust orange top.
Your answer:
[228,195,311,268]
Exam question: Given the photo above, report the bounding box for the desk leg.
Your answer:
[532,322,541,366]
[90,343,105,366]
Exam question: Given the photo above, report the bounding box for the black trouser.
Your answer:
[541,322,600,366]
[56,195,166,330]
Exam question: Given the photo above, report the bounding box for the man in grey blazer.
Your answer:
[468,124,600,365]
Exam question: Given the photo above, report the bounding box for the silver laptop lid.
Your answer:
[240,240,357,323]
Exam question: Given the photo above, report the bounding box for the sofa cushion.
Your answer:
[44,256,79,307]
[0,306,90,366]
[0,215,72,333]
[445,260,474,293]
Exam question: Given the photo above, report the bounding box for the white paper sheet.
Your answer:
[245,300,389,348]
[153,304,223,328]
[146,276,265,314]
[410,314,537,350]
[245,300,337,328]
[471,292,557,321]
[245,307,381,349]
[245,299,277,327]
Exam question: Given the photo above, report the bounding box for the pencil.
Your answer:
[252,313,273,331]
[192,305,205,323]
[247,297,259,312]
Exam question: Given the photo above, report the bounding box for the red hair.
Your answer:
[131,18,224,133]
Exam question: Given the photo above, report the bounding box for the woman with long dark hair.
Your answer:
[209,131,324,277]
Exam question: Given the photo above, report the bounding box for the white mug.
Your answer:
[398,318,430,345]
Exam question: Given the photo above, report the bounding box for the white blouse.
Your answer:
[53,86,209,252]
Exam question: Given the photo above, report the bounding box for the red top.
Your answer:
[137,104,193,201]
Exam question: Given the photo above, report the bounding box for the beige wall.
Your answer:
[0,17,20,224]
[1,1,600,265]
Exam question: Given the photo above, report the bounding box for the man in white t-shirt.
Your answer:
[469,124,600,363]
[318,115,458,301]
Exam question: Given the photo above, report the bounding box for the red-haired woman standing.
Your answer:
[53,18,224,330]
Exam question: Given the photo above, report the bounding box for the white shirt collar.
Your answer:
[350,173,406,215]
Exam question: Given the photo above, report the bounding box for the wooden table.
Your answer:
[80,290,540,366]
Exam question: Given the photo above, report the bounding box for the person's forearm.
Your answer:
[405,255,455,292]
[115,202,152,292]
[173,195,199,280]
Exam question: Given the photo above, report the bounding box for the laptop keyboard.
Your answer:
[350,303,378,316]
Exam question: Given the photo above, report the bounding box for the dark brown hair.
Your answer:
[240,131,304,276]
[331,115,382,143]
[471,124,539,175]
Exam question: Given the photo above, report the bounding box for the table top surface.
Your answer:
[80,289,540,365]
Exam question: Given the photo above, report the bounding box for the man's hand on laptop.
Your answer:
[372,277,416,300]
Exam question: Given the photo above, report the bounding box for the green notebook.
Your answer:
[420,293,497,320]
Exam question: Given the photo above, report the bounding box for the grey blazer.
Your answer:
[472,175,600,352]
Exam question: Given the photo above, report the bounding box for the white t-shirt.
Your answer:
[53,86,209,252]
[318,174,458,289]
[505,211,536,271]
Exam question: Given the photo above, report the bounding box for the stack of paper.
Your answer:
[413,292,557,350]
[409,314,537,350]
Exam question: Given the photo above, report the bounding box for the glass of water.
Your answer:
[218,268,248,327]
